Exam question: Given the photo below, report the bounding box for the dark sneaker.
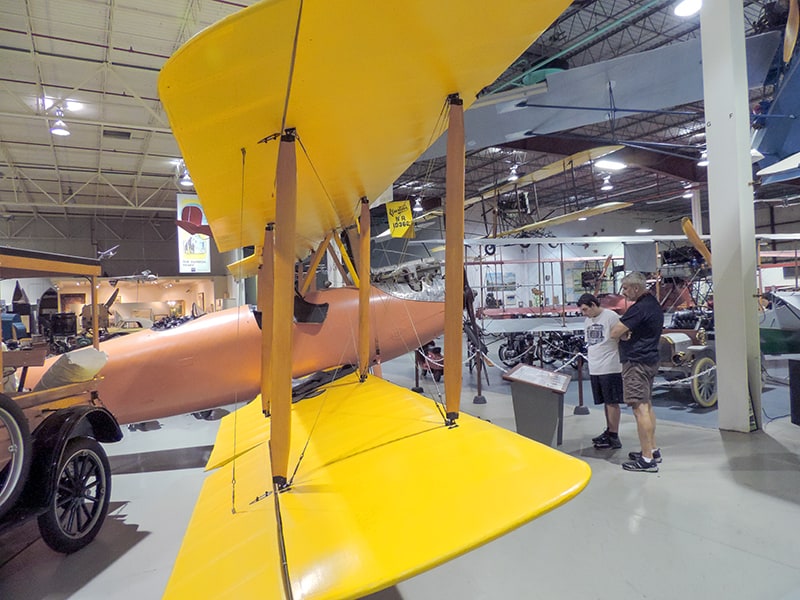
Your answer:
[622,455,659,473]
[594,435,622,449]
[628,449,662,463]
[591,430,610,445]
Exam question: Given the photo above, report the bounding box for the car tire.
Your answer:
[691,355,717,408]
[38,436,111,554]
[0,394,32,521]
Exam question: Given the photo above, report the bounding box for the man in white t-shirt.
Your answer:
[578,293,623,450]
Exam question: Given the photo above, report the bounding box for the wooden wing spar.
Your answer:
[158,1,588,598]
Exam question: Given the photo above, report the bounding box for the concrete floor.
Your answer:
[1,351,800,600]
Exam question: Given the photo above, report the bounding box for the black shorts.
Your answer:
[590,373,624,405]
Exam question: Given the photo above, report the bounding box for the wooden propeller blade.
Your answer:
[785,0,799,63]
[681,217,712,267]
[594,254,613,295]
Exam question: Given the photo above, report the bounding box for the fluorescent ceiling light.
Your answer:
[595,159,626,171]
[635,227,653,233]
[682,192,693,199]
[674,0,701,17]
[577,217,587,221]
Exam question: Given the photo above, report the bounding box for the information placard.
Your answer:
[502,363,571,394]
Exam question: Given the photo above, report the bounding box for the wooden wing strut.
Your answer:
[444,95,465,421]
[259,223,275,416]
[358,198,371,380]
[269,131,298,486]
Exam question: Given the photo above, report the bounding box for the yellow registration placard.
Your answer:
[386,200,415,238]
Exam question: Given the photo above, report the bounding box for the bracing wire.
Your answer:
[230,146,248,515]
[273,477,295,600]
[287,364,348,487]
[295,133,339,230]
[279,0,304,136]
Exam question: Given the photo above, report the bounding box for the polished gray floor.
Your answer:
[1,352,800,600]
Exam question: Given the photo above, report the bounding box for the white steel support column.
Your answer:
[691,189,703,235]
[701,0,761,431]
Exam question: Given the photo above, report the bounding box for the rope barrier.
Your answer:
[415,347,479,368]
[653,365,716,387]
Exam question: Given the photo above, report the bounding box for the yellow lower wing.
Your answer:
[165,371,590,599]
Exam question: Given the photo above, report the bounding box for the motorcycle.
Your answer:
[416,342,444,381]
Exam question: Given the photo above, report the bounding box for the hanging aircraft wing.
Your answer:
[413,144,625,225]
[480,200,632,241]
[422,31,781,160]
[165,370,590,599]
[754,37,800,184]
[429,201,633,252]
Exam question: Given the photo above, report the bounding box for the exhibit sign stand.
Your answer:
[503,364,571,447]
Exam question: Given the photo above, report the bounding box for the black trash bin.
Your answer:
[789,360,800,426]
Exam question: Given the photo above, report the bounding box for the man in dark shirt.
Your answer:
[611,272,664,473]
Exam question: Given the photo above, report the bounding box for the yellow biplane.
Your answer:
[157,0,589,598]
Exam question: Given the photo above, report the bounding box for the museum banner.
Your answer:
[176,193,211,273]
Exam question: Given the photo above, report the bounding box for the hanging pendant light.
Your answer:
[50,107,70,136]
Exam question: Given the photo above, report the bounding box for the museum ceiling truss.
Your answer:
[0,0,797,246]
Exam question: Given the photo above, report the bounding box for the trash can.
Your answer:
[503,364,571,447]
[789,359,800,427]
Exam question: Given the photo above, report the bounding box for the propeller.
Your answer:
[680,217,712,267]
[594,254,613,295]
[104,287,120,309]
[785,0,799,64]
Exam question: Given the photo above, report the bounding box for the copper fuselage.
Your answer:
[25,287,444,425]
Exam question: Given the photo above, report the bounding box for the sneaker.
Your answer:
[628,449,662,463]
[622,455,659,473]
[594,435,622,449]
[591,430,610,445]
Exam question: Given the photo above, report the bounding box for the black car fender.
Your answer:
[21,406,122,508]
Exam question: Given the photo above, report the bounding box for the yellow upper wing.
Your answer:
[164,372,590,599]
[158,0,571,257]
